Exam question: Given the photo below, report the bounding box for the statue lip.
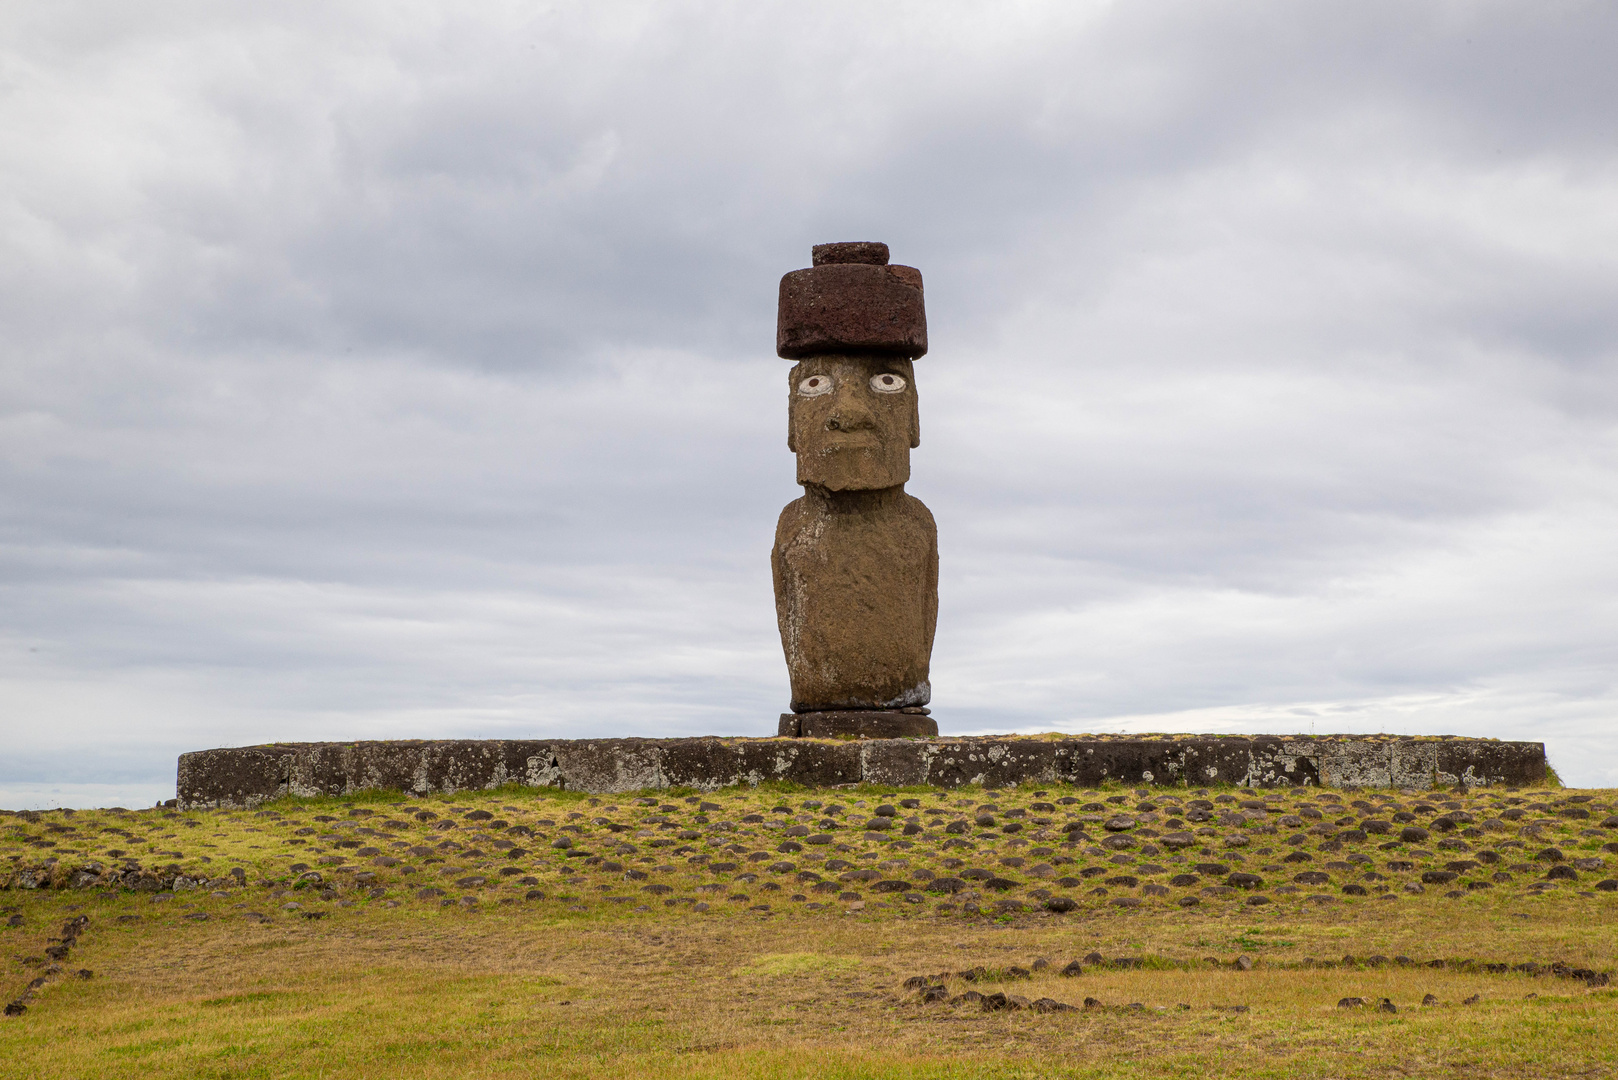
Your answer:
[816,431,883,451]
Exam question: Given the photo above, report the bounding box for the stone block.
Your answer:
[812,241,889,266]
[1182,739,1259,787]
[1318,740,1392,788]
[921,739,1067,788]
[288,743,359,798]
[659,738,745,790]
[659,737,864,790]
[731,738,862,787]
[1247,737,1319,787]
[789,711,938,738]
[777,262,927,359]
[1437,739,1545,787]
[176,747,293,810]
[1059,740,1183,786]
[1390,740,1439,789]
[549,739,664,793]
[861,740,937,787]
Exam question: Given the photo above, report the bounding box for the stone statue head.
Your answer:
[777,241,927,492]
[787,354,918,490]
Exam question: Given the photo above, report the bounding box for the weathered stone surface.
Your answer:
[1058,740,1186,787]
[772,243,937,718]
[1436,739,1547,787]
[926,739,1063,788]
[812,241,890,267]
[780,711,937,739]
[176,747,296,809]
[175,734,1547,807]
[1389,740,1441,787]
[549,739,665,794]
[773,486,936,711]
[777,257,926,359]
[661,737,862,789]
[316,740,551,800]
[1319,738,1401,787]
[857,739,936,787]
[786,356,920,492]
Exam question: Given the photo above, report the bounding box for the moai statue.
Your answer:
[772,242,939,739]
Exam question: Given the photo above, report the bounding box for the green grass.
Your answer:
[2,778,1615,1077]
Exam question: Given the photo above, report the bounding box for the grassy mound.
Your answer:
[3,780,1615,1078]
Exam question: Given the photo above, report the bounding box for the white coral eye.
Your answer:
[798,375,833,397]
[869,372,906,393]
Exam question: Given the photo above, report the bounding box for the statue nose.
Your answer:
[827,392,877,432]
[827,411,874,432]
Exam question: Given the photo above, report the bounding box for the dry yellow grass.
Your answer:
[3,781,1616,1078]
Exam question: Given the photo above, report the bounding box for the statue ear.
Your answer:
[908,364,920,448]
[787,374,799,452]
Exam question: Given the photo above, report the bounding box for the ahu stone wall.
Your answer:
[175,734,1548,809]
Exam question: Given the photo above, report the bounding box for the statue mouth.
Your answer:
[816,431,883,451]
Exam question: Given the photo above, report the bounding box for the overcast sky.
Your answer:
[3,1,1615,808]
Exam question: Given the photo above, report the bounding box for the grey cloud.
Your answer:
[2,2,1616,805]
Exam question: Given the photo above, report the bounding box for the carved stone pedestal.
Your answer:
[778,710,938,739]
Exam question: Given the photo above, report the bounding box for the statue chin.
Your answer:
[796,447,910,491]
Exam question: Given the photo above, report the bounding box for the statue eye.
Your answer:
[798,375,833,397]
[869,373,906,394]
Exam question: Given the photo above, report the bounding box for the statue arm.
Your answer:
[925,513,939,654]
[771,499,802,653]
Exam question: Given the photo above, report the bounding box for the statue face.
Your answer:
[788,355,919,491]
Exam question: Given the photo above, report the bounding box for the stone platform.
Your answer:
[778,711,939,738]
[175,733,1546,809]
